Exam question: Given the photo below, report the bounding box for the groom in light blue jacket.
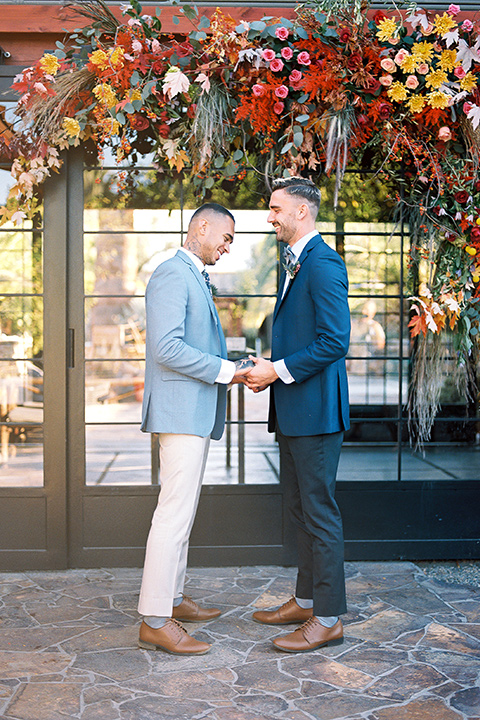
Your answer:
[138,203,247,656]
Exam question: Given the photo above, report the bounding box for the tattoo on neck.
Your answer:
[184,235,202,260]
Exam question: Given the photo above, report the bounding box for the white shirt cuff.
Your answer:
[215,359,236,384]
[273,359,295,384]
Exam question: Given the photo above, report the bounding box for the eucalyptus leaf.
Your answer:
[233,149,243,161]
[293,132,304,148]
[296,27,309,40]
[198,15,210,29]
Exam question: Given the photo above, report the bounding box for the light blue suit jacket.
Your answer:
[141,250,228,440]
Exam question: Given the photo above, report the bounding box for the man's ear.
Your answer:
[198,218,209,236]
[297,203,309,220]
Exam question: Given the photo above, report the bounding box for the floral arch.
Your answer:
[0,0,479,443]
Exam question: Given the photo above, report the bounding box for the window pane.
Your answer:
[86,424,151,485]
[0,228,43,295]
[0,359,43,487]
[85,298,145,361]
[338,445,400,481]
[85,360,144,423]
[0,296,43,359]
[407,446,480,480]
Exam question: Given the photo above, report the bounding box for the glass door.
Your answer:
[67,154,288,567]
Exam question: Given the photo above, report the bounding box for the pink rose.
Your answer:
[462,19,474,31]
[297,51,311,66]
[388,37,400,45]
[438,126,452,141]
[417,63,429,75]
[463,102,473,113]
[394,49,409,65]
[262,49,276,62]
[289,69,303,83]
[270,58,284,72]
[421,23,434,35]
[405,75,419,89]
[379,74,393,86]
[454,66,466,79]
[381,58,396,72]
[281,46,293,61]
[447,4,460,15]
[273,101,284,114]
[274,85,289,99]
[252,84,265,98]
[275,26,289,41]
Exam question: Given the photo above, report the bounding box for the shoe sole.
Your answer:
[272,637,344,653]
[252,617,313,625]
[138,640,211,655]
[173,615,221,622]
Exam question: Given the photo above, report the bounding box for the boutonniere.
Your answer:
[282,257,301,280]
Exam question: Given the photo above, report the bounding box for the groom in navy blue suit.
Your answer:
[246,177,350,653]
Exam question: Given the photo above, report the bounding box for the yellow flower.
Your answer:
[438,49,458,72]
[400,55,419,73]
[130,88,142,102]
[460,72,478,93]
[433,12,457,36]
[407,95,426,113]
[425,69,448,90]
[412,41,434,63]
[376,18,398,42]
[39,53,60,76]
[387,81,408,102]
[98,117,120,136]
[427,91,449,109]
[90,50,109,70]
[465,246,477,256]
[109,46,125,69]
[93,83,117,107]
[62,117,81,137]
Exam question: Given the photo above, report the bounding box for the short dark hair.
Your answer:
[271,177,321,217]
[190,202,235,225]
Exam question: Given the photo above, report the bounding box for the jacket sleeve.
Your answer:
[146,262,222,384]
[283,252,350,383]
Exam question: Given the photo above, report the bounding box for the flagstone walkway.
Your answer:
[0,561,479,720]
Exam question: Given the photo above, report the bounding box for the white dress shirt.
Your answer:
[273,230,318,385]
[178,248,235,384]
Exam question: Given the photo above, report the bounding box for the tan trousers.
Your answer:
[137,433,210,617]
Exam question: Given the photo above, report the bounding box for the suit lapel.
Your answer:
[176,251,227,357]
[273,234,323,320]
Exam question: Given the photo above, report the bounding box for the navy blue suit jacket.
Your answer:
[268,234,350,436]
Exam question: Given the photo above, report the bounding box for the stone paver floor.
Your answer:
[0,562,479,720]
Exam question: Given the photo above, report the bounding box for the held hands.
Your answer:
[230,356,278,392]
[244,356,278,393]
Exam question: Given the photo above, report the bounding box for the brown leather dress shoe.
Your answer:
[138,620,211,655]
[172,595,221,622]
[252,597,314,625]
[273,617,343,653]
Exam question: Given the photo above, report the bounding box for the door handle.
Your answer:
[67,328,75,368]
